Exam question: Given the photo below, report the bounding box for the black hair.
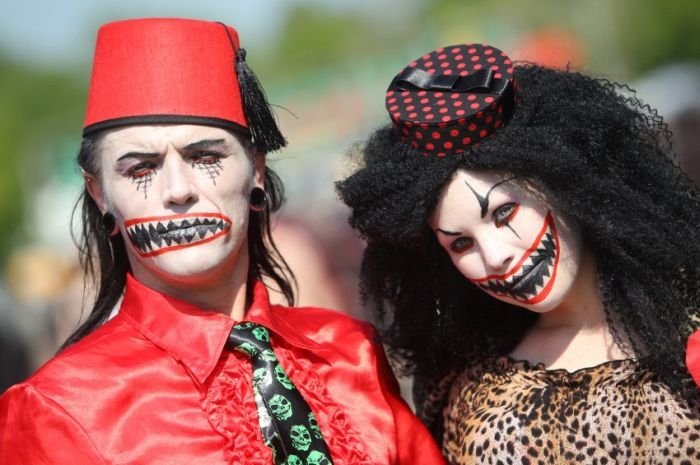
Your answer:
[61,130,295,349]
[337,64,700,399]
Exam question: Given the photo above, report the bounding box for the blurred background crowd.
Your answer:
[1,0,698,393]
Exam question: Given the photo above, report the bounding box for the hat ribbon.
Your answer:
[390,68,509,95]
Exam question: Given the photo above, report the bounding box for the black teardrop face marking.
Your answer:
[130,172,153,199]
[506,223,521,239]
[194,158,224,185]
[125,214,232,257]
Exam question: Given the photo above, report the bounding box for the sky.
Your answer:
[0,0,415,67]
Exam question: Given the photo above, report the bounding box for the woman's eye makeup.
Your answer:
[450,236,474,253]
[493,202,521,238]
[493,202,520,227]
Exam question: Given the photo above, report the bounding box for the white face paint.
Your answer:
[429,169,584,312]
[88,124,264,288]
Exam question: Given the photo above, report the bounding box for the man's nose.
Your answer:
[160,155,198,207]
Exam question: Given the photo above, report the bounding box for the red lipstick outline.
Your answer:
[125,212,231,258]
[471,211,560,304]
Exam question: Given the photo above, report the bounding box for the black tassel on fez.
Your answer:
[235,48,287,154]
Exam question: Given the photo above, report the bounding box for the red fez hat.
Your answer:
[84,18,285,153]
[386,44,516,157]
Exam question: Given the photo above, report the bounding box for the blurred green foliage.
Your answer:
[254,5,422,90]
[615,0,700,75]
[420,0,700,77]
[0,57,85,262]
[264,7,380,75]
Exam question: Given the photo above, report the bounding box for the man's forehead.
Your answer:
[100,124,240,151]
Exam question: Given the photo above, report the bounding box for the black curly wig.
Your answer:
[337,64,700,399]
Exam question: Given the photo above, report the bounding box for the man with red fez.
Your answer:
[0,18,444,465]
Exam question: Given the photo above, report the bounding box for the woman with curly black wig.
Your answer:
[338,44,700,464]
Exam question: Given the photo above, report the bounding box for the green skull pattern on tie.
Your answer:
[228,322,334,465]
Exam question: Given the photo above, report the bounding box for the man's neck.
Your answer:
[132,250,251,320]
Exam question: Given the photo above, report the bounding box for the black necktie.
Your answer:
[227,322,335,465]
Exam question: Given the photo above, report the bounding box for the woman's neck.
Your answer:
[510,251,632,370]
[534,251,607,331]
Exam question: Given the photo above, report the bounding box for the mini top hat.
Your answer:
[386,43,516,157]
[83,18,285,153]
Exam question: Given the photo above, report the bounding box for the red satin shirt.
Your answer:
[0,275,444,464]
[687,329,700,386]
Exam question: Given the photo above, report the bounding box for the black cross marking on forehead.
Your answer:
[463,176,516,218]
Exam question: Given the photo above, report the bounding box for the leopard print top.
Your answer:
[434,356,700,464]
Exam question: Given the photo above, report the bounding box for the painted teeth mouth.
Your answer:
[126,215,231,257]
[509,256,549,294]
[476,218,558,302]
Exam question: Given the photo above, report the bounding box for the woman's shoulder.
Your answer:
[445,355,689,414]
[450,355,656,389]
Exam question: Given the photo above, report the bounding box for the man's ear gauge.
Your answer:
[249,187,268,212]
[101,212,119,237]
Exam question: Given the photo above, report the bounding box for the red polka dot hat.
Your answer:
[386,43,516,157]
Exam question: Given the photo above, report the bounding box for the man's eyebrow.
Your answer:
[115,139,227,161]
[436,228,461,236]
[184,139,226,150]
[117,151,160,162]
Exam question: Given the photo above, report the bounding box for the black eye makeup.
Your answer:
[126,162,157,199]
[493,202,519,227]
[493,202,521,238]
[191,151,224,185]
[450,236,474,253]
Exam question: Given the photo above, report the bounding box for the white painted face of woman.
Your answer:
[430,169,584,312]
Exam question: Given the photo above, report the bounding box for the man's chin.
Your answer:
[134,250,240,285]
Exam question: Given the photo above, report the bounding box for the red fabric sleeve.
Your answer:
[686,330,700,387]
[373,342,446,465]
[0,383,107,464]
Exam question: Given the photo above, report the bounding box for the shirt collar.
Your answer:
[119,274,323,384]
